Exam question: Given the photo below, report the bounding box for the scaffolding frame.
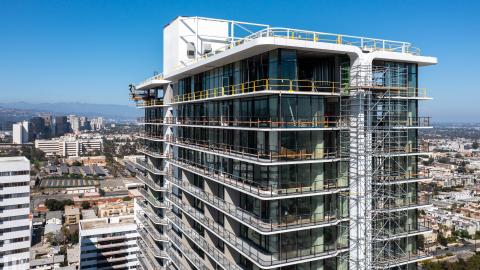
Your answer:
[340,64,427,270]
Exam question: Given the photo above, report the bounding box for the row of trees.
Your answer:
[422,253,480,270]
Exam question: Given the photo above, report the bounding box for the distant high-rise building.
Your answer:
[79,216,139,269]
[12,121,29,144]
[90,117,105,131]
[30,116,47,139]
[79,116,91,131]
[0,156,31,269]
[69,115,81,132]
[131,17,437,270]
[54,116,69,137]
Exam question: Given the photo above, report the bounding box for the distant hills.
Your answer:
[0,102,141,120]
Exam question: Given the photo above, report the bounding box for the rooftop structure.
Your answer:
[130,16,437,270]
[79,216,139,269]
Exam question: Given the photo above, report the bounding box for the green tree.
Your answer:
[437,232,448,246]
[81,201,91,209]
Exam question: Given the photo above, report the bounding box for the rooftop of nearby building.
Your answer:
[65,205,80,216]
[0,156,29,162]
[80,216,135,230]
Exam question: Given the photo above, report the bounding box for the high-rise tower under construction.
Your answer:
[130,16,437,270]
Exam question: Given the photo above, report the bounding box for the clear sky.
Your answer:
[0,0,478,122]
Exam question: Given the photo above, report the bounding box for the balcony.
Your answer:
[135,159,167,176]
[372,195,432,213]
[372,144,431,157]
[373,220,433,241]
[137,147,170,159]
[137,215,169,242]
[135,74,170,90]
[173,79,341,103]
[136,132,166,142]
[372,169,432,185]
[137,200,168,225]
[137,173,166,192]
[169,115,347,130]
[167,211,242,270]
[139,189,168,209]
[167,193,349,268]
[136,99,165,108]
[138,231,168,259]
[166,247,189,270]
[372,250,433,269]
[174,137,341,164]
[166,229,210,270]
[170,157,348,199]
[138,250,164,270]
[169,176,346,233]
[137,117,167,125]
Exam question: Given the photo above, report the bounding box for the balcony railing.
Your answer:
[139,189,167,209]
[137,174,166,192]
[137,215,168,242]
[169,115,347,129]
[167,193,349,267]
[138,230,168,259]
[136,133,166,142]
[137,147,170,159]
[166,229,210,270]
[167,212,242,270]
[136,99,164,107]
[373,250,432,269]
[138,249,163,270]
[135,159,167,175]
[174,137,341,163]
[372,169,431,185]
[170,157,348,198]
[373,220,432,241]
[137,200,168,225]
[372,195,432,212]
[137,117,168,124]
[166,247,189,270]
[181,26,420,70]
[371,144,430,157]
[173,79,341,103]
[169,176,346,233]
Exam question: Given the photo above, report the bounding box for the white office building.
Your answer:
[79,215,139,270]
[0,157,30,269]
[12,121,29,144]
[35,137,103,157]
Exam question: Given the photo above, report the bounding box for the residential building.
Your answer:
[131,16,437,270]
[65,205,81,225]
[79,215,139,269]
[46,211,63,225]
[12,120,29,144]
[0,156,30,269]
[30,255,64,270]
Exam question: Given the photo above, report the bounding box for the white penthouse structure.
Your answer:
[79,215,139,270]
[0,156,31,270]
[130,16,437,270]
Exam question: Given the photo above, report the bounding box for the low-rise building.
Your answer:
[79,216,138,269]
[64,205,81,225]
[30,255,64,270]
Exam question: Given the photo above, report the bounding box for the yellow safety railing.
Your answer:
[173,78,341,103]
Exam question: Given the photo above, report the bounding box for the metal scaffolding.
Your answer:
[341,64,427,270]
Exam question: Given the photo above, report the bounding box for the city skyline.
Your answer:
[0,0,479,122]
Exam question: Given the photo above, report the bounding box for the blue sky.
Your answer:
[0,0,478,122]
